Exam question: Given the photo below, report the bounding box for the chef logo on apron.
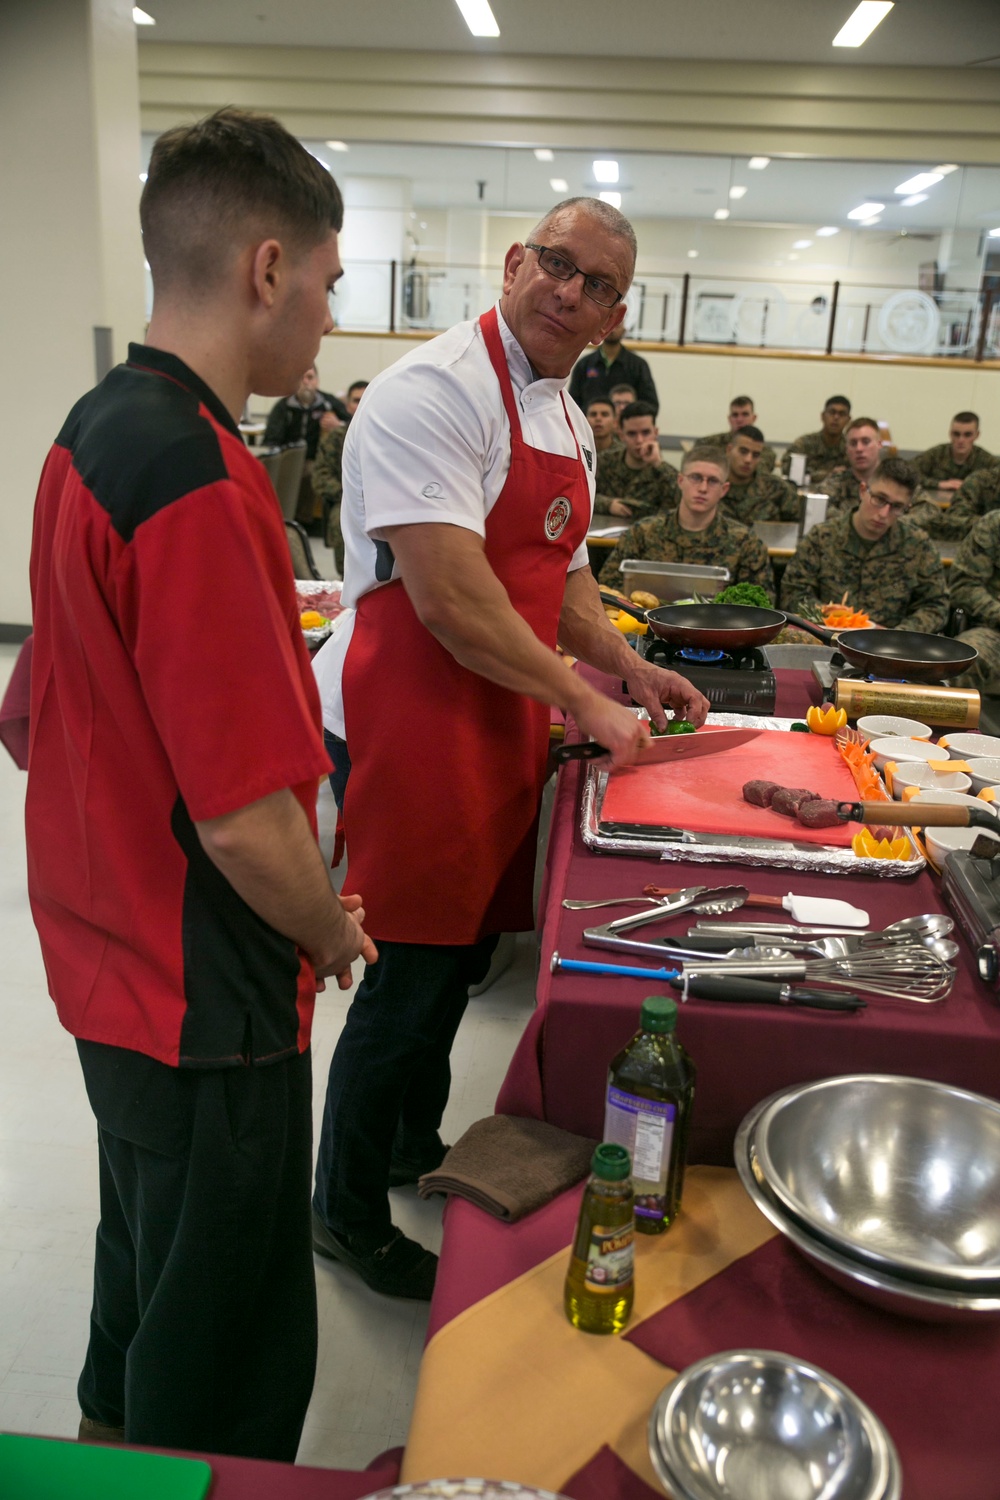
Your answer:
[544,496,572,541]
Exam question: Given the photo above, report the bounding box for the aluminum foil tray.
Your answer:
[579,712,925,879]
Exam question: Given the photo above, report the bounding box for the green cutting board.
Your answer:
[0,1433,213,1499]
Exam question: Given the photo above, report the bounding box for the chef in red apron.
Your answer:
[310,198,708,1298]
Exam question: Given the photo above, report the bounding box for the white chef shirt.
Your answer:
[312,305,597,738]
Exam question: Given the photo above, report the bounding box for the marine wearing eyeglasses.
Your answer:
[599,445,774,597]
[779,457,949,633]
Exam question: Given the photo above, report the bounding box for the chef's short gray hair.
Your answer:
[529,198,637,279]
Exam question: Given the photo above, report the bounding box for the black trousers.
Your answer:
[76,1040,317,1461]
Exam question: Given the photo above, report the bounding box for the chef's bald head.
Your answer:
[529,198,637,286]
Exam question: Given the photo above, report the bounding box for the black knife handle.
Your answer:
[553,741,610,763]
[670,976,864,1011]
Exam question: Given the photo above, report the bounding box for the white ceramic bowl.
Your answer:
[939,733,1000,761]
[857,714,931,741]
[868,736,939,773]
[967,757,1000,795]
[925,823,1000,866]
[908,789,999,815]
[890,762,971,799]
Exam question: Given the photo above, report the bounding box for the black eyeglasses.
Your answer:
[866,488,911,516]
[524,242,623,308]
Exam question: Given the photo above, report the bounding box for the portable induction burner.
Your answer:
[641,637,777,715]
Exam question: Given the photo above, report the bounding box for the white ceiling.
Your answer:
[140,0,1000,66]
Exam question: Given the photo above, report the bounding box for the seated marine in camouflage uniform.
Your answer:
[311,379,368,576]
[720,426,799,526]
[818,415,884,513]
[908,455,1000,541]
[780,395,851,484]
[699,394,776,474]
[594,400,679,521]
[599,445,774,598]
[948,510,1000,695]
[912,412,994,492]
[780,457,948,634]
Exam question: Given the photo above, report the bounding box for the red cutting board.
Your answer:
[600,729,858,847]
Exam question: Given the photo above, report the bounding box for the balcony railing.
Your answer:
[330,259,1000,363]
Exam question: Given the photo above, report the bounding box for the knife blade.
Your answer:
[554,726,762,766]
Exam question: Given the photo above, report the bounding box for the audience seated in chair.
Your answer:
[719,427,799,525]
[594,401,679,520]
[781,395,852,484]
[700,395,776,475]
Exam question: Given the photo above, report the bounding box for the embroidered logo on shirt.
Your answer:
[421,482,444,498]
[545,496,572,541]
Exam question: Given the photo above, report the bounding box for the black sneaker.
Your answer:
[388,1140,450,1188]
[311,1212,438,1300]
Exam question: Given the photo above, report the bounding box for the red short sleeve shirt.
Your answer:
[26,345,331,1067]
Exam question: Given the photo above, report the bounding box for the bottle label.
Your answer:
[583,1221,635,1291]
[604,1087,675,1220]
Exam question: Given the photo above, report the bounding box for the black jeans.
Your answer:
[76,1040,316,1460]
[314,935,498,1238]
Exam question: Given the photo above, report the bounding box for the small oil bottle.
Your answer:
[564,1143,635,1335]
[604,996,695,1235]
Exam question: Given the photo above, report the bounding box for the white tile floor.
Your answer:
[0,634,537,1469]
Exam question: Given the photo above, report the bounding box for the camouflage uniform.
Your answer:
[911,442,995,488]
[313,425,347,574]
[779,509,949,634]
[910,464,1000,541]
[598,507,775,597]
[818,468,871,513]
[594,447,679,519]
[780,430,847,484]
[946,509,1000,694]
[700,432,777,475]
[721,470,800,526]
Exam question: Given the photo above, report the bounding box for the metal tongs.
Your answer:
[582,885,750,963]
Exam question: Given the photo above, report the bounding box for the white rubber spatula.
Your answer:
[645,886,869,927]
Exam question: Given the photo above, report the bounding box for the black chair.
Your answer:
[275,442,307,522]
[285,520,321,580]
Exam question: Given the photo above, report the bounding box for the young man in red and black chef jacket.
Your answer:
[26,109,374,1461]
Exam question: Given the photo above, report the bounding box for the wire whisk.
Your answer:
[721,943,955,1004]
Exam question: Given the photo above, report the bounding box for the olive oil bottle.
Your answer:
[564,1143,635,1335]
[604,995,695,1235]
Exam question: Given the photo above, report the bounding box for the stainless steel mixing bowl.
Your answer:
[647,1349,899,1500]
[753,1075,1000,1289]
[736,1100,1000,1322]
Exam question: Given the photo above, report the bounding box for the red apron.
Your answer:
[340,306,592,944]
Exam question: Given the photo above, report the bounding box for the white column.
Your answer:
[0,0,144,626]
[336,177,410,332]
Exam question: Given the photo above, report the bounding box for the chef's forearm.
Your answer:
[558,565,639,676]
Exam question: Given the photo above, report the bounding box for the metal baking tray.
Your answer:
[579,712,925,878]
[619,559,729,602]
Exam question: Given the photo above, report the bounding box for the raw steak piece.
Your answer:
[797,798,842,829]
[742,779,781,808]
[771,786,819,817]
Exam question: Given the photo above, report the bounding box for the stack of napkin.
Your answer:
[417,1114,599,1222]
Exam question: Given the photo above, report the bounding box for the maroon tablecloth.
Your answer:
[498,668,1000,1162]
[0,634,31,770]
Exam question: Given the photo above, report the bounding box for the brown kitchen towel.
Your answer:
[417,1114,599,1222]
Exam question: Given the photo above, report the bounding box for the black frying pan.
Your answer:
[599,595,788,649]
[783,615,978,683]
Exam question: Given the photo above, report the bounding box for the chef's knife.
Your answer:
[554,726,761,765]
[669,975,866,1011]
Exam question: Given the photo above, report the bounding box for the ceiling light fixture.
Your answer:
[550,178,568,193]
[132,6,155,22]
[792,239,813,249]
[895,171,943,195]
[729,185,747,200]
[534,148,554,162]
[714,209,730,220]
[901,193,928,207]
[816,226,840,237]
[454,0,500,37]
[833,2,893,47]
[593,160,619,184]
[858,216,882,227]
[599,191,622,208]
[989,228,1000,238]
[748,157,770,170]
[325,140,349,152]
[687,250,699,258]
[847,201,885,219]
[934,164,959,175]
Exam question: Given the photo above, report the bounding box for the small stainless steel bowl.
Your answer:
[736,1101,1000,1322]
[648,1349,898,1500]
[753,1076,1000,1290]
